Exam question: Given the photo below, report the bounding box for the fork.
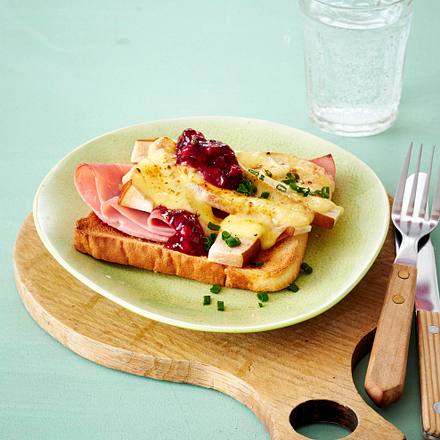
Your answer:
[365,142,440,407]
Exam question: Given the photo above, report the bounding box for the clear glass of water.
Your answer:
[300,0,413,137]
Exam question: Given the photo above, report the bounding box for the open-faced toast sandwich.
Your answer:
[74,129,343,292]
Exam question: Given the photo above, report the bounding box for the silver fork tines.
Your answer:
[431,158,440,222]
[392,143,439,266]
[419,146,435,220]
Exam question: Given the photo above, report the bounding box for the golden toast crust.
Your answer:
[74,212,308,292]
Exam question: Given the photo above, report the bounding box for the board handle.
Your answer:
[365,263,417,407]
[417,310,440,439]
[262,394,404,439]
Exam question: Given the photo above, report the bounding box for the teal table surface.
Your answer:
[1,1,440,439]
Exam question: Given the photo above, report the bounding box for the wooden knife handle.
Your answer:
[365,263,417,407]
[418,310,440,439]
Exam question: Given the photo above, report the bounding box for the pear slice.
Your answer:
[130,139,157,163]
[293,225,312,236]
[208,235,261,267]
[240,166,343,229]
[313,206,343,229]
[118,180,153,213]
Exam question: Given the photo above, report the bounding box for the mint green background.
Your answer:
[1,1,439,439]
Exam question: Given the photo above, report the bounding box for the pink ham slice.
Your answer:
[310,154,336,180]
[146,207,175,234]
[74,163,174,241]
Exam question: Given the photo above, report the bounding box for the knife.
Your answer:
[396,173,440,439]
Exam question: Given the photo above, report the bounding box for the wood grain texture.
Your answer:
[417,310,440,439]
[365,263,417,407]
[14,215,404,440]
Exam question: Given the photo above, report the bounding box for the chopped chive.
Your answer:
[288,282,299,292]
[287,173,299,182]
[221,231,241,247]
[260,191,270,199]
[310,186,330,199]
[283,172,319,197]
[264,169,273,178]
[236,177,257,196]
[225,236,241,247]
[203,295,211,305]
[203,233,217,251]
[210,284,221,294]
[259,174,265,181]
[300,262,313,275]
[276,183,287,192]
[208,222,220,231]
[217,300,225,311]
[321,186,330,199]
[257,292,269,302]
[258,302,263,308]
[250,261,264,267]
[222,230,231,240]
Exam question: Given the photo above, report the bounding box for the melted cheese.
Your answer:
[236,150,337,214]
[220,214,286,250]
[191,180,313,229]
[124,137,342,255]
[237,151,335,191]
[132,164,218,234]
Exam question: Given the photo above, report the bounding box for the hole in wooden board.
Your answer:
[290,399,358,439]
[351,329,375,370]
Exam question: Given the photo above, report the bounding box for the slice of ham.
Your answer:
[146,207,175,234]
[310,154,336,180]
[74,163,174,241]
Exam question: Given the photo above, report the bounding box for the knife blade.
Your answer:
[395,173,440,312]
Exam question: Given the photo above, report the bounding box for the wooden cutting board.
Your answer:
[13,215,404,440]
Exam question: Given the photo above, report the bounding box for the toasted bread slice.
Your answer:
[74,212,308,292]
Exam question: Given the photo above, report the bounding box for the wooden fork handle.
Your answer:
[365,263,417,407]
[418,310,440,439]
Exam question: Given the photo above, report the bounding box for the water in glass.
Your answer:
[301,0,413,137]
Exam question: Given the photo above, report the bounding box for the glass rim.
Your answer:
[306,0,412,11]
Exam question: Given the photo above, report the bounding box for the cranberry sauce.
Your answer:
[155,206,206,256]
[176,128,243,190]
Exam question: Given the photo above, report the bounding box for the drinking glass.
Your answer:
[300,0,413,137]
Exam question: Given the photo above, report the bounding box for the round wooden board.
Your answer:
[14,215,404,439]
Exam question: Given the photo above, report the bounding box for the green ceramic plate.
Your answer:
[33,117,389,333]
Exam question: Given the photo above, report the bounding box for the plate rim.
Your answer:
[33,116,390,333]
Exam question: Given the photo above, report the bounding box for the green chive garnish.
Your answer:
[321,186,330,199]
[221,231,241,247]
[260,191,270,199]
[225,236,241,247]
[250,261,264,267]
[203,295,211,305]
[300,262,313,275]
[210,284,221,294]
[203,233,217,251]
[288,282,299,292]
[283,172,315,197]
[217,300,225,311]
[236,178,257,196]
[222,230,231,240]
[257,292,269,302]
[258,302,263,308]
[309,186,330,199]
[264,169,273,178]
[286,172,300,181]
[208,222,220,231]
